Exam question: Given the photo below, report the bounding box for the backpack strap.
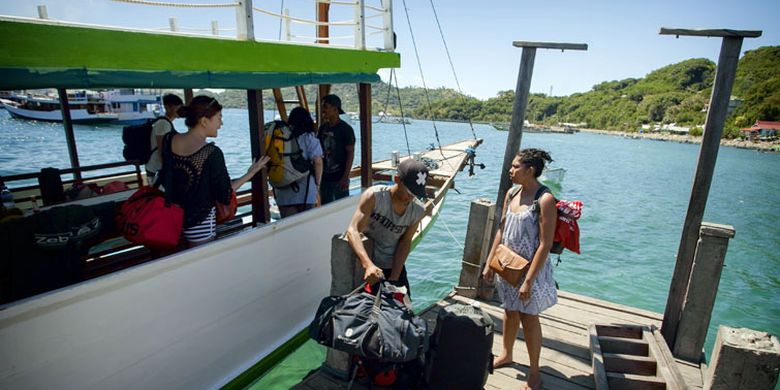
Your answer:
[149,117,175,155]
[159,132,175,205]
[532,185,551,214]
[499,186,523,229]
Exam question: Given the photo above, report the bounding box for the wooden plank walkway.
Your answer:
[294,289,704,389]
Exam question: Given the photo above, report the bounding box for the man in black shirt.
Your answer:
[318,94,356,204]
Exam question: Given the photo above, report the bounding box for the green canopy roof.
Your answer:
[0,17,400,90]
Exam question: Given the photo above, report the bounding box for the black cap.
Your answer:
[398,159,430,199]
[322,94,345,114]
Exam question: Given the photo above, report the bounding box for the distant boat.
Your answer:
[377,112,411,124]
[541,167,566,185]
[1,91,160,125]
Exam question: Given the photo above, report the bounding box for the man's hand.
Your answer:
[338,176,350,191]
[363,264,384,285]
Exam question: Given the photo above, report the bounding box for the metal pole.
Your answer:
[168,17,178,32]
[354,0,365,49]
[359,83,372,188]
[37,5,48,19]
[211,20,219,36]
[57,88,81,181]
[662,36,745,348]
[491,47,536,236]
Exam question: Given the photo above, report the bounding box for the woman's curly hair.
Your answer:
[516,148,553,178]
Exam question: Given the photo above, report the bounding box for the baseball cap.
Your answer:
[398,159,430,199]
[321,94,345,114]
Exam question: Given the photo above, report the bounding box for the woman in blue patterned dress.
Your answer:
[482,148,557,390]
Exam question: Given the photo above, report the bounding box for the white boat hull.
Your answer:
[4,104,118,123]
[0,196,358,389]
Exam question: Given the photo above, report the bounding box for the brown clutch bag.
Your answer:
[488,244,531,286]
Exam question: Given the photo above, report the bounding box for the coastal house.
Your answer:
[740,120,780,140]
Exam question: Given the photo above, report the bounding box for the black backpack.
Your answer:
[122,117,172,164]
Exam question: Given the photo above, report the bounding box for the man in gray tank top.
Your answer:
[345,159,429,295]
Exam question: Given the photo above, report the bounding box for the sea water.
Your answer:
[1,109,778,387]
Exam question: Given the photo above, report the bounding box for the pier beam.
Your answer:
[704,326,780,390]
[660,28,762,349]
[456,198,495,299]
[359,83,372,188]
[247,89,270,225]
[492,41,587,237]
[673,223,735,362]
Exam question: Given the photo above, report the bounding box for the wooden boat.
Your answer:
[1,91,161,125]
[0,6,481,389]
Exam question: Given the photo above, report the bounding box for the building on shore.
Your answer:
[740,120,780,140]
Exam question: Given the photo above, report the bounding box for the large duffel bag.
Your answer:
[425,302,494,389]
[309,281,428,363]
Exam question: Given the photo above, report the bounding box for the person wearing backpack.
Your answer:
[145,94,183,185]
[164,96,269,246]
[274,107,323,218]
[481,148,558,390]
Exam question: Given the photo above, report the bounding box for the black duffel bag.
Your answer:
[309,281,428,363]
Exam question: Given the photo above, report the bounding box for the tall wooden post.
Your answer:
[247,90,270,225]
[492,42,587,236]
[57,88,81,180]
[705,326,780,389]
[316,2,331,126]
[660,28,762,349]
[183,89,193,104]
[673,223,736,362]
[235,0,255,40]
[358,83,372,188]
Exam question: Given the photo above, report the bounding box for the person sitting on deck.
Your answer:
[145,94,183,185]
[318,94,355,204]
[275,107,324,218]
[163,96,269,247]
[481,148,558,390]
[345,159,429,296]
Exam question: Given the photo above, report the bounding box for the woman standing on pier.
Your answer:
[482,148,558,390]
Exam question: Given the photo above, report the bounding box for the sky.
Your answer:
[0,0,778,99]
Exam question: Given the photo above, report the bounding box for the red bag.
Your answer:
[216,191,238,224]
[116,186,183,250]
[553,200,582,254]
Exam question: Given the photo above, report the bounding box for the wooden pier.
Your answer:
[294,290,704,389]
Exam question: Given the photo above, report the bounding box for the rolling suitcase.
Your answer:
[425,302,494,389]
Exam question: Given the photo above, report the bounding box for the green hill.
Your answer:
[199,46,779,139]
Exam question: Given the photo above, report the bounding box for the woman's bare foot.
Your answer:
[493,354,513,369]
[522,371,542,389]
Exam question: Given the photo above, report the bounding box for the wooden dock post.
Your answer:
[324,234,371,379]
[673,223,736,362]
[704,326,780,389]
[456,199,495,299]
[492,41,587,237]
[57,88,81,181]
[658,28,762,349]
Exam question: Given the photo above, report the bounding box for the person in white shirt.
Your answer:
[145,94,183,185]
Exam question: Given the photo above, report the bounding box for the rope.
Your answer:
[111,0,238,8]
[374,69,394,124]
[394,70,413,157]
[400,0,455,171]
[429,0,477,141]
[253,7,357,26]
[440,217,464,251]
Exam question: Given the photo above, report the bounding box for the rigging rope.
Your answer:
[374,69,395,124]
[110,0,238,8]
[393,70,413,157]
[400,0,455,170]
[428,0,478,141]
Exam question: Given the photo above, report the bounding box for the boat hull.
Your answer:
[0,196,358,389]
[4,104,118,124]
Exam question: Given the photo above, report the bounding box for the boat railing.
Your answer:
[27,0,395,51]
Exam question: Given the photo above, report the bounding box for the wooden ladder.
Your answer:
[271,86,309,122]
[590,324,688,389]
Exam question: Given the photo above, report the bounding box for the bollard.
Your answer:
[456,199,495,299]
[673,222,735,361]
[324,234,372,379]
[704,326,780,389]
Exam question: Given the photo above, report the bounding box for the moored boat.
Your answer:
[0,5,481,389]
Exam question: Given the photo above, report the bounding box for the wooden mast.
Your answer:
[317,2,332,123]
[57,88,81,180]
[659,27,762,350]
[492,41,587,237]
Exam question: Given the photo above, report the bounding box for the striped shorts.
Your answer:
[182,207,216,243]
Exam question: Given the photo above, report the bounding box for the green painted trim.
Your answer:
[0,67,380,90]
[0,18,399,89]
[221,329,310,390]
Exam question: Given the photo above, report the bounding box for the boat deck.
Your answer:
[293,290,705,389]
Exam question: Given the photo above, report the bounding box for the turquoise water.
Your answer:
[1,109,778,387]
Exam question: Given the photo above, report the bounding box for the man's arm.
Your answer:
[339,144,355,191]
[345,189,383,284]
[388,216,421,281]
